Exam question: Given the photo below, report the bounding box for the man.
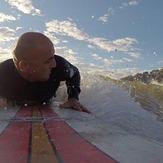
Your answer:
[0,32,90,113]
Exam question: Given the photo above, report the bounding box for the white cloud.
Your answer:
[99,14,109,23]
[0,27,15,62]
[55,46,79,64]
[89,37,115,52]
[90,52,125,65]
[64,54,79,64]
[105,58,124,65]
[123,58,133,62]
[78,63,139,79]
[55,46,67,54]
[87,44,95,49]
[5,0,41,15]
[119,0,139,9]
[89,37,139,54]
[45,20,89,41]
[0,47,12,62]
[102,58,113,64]
[98,8,115,23]
[16,27,22,30]
[91,53,102,60]
[44,31,60,45]
[46,19,140,59]
[0,27,16,41]
[128,52,140,58]
[129,1,139,6]
[113,37,138,46]
[0,12,16,22]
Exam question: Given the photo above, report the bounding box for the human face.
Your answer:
[27,43,56,82]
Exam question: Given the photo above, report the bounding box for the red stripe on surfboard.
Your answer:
[0,108,31,163]
[15,106,32,117]
[41,106,118,163]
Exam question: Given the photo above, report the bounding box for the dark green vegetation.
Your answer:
[121,67,163,84]
[100,73,163,122]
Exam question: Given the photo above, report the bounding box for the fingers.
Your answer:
[73,102,83,112]
[74,102,91,113]
[75,102,91,113]
[59,101,83,112]
[59,99,91,114]
[81,106,91,114]
[59,103,66,109]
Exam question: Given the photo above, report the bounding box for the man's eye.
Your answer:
[45,58,53,64]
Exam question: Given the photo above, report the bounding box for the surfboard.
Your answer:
[0,106,117,163]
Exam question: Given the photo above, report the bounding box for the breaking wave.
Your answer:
[57,72,163,143]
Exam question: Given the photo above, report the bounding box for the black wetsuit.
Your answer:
[0,55,81,105]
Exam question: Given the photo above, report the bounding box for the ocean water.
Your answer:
[57,73,163,143]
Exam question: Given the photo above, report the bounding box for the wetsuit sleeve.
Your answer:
[65,63,81,100]
[53,55,81,100]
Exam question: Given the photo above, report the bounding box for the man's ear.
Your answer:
[18,60,29,72]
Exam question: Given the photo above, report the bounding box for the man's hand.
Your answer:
[59,98,91,114]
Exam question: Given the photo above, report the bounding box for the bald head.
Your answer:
[13,32,53,61]
[12,32,56,82]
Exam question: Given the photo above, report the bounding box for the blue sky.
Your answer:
[0,0,162,79]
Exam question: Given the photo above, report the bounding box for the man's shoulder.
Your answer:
[54,55,78,72]
[0,59,14,71]
[55,55,67,64]
[54,55,71,69]
[0,59,15,89]
[51,55,72,78]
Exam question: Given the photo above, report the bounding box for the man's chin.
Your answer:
[37,74,50,82]
[42,75,50,81]
[41,78,49,81]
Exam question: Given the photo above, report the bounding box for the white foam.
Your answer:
[57,73,163,143]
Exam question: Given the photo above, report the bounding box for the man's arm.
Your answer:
[65,63,81,100]
[57,57,90,113]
